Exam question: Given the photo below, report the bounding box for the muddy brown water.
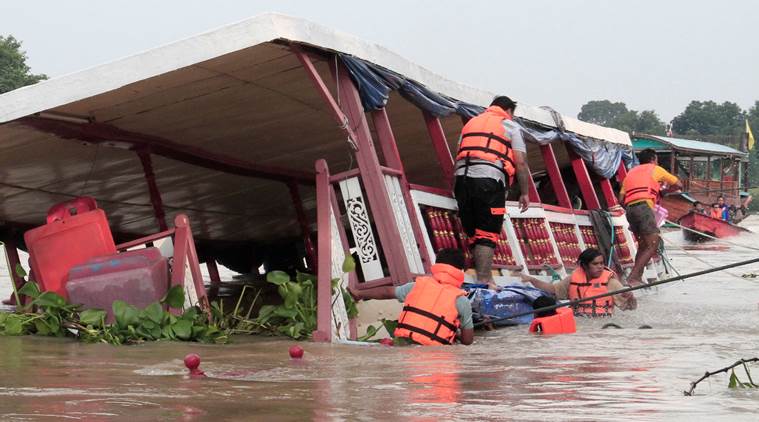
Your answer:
[2,219,759,421]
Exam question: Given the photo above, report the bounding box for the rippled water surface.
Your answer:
[2,218,759,421]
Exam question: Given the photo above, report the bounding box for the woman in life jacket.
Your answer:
[519,248,637,317]
[348,249,475,345]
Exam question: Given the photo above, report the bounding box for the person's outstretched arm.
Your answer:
[348,285,397,301]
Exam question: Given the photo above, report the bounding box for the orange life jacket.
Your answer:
[622,163,661,205]
[710,208,723,219]
[455,106,516,181]
[394,263,466,345]
[528,307,577,334]
[568,267,615,317]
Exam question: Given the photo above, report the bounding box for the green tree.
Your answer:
[578,100,629,127]
[0,35,47,94]
[671,100,744,137]
[578,100,666,135]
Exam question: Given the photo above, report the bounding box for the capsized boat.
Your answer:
[0,13,659,342]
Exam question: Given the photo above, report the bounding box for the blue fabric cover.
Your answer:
[466,285,548,326]
[338,54,634,179]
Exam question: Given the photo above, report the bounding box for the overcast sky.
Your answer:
[1,1,757,121]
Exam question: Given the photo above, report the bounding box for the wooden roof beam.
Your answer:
[16,116,315,185]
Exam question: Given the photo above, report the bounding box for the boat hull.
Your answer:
[678,211,750,241]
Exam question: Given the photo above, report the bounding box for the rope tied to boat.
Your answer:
[473,255,759,328]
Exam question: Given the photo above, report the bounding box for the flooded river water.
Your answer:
[2,218,759,421]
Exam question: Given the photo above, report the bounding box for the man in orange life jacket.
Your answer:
[348,249,474,345]
[520,248,637,316]
[618,148,682,286]
[454,96,530,290]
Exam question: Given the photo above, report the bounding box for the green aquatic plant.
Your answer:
[237,255,357,340]
[0,265,229,344]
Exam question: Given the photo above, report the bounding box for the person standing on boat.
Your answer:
[453,96,530,290]
[348,249,474,345]
[618,148,682,286]
[520,248,637,316]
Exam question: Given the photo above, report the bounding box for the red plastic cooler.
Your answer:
[24,197,116,298]
[66,247,169,319]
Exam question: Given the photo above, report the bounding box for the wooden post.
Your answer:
[566,145,601,210]
[371,109,432,272]
[313,159,332,342]
[422,111,455,189]
[616,160,628,183]
[293,47,413,284]
[599,178,619,208]
[333,62,413,285]
[541,144,572,208]
[288,182,317,270]
[206,258,221,300]
[137,149,168,231]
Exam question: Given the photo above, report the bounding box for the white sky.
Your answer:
[1,0,757,121]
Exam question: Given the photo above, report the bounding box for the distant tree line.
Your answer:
[0,35,47,94]
[579,99,759,151]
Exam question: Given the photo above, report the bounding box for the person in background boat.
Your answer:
[717,196,729,220]
[348,249,474,345]
[453,96,530,290]
[519,248,637,316]
[692,201,707,215]
[618,148,683,287]
[710,203,723,220]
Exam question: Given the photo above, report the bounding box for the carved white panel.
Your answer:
[329,209,351,341]
[339,177,383,280]
[383,175,424,274]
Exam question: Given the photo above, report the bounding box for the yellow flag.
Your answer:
[747,119,756,151]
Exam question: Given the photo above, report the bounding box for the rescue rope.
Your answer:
[473,255,759,328]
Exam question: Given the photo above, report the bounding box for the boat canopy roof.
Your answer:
[0,13,629,244]
[632,134,747,158]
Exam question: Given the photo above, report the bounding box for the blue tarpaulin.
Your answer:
[339,54,633,178]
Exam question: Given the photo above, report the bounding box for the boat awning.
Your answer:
[632,134,747,158]
[0,13,629,245]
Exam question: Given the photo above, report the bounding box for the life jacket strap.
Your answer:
[401,305,458,333]
[395,322,454,345]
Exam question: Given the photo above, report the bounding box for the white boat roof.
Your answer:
[0,13,629,147]
[0,13,629,244]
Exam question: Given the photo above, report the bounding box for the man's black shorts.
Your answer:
[454,176,507,247]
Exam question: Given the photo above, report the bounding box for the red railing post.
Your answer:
[313,159,332,342]
[566,144,601,210]
[170,214,210,315]
[288,181,317,270]
[371,109,432,272]
[137,149,169,231]
[541,144,572,209]
[422,111,455,189]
